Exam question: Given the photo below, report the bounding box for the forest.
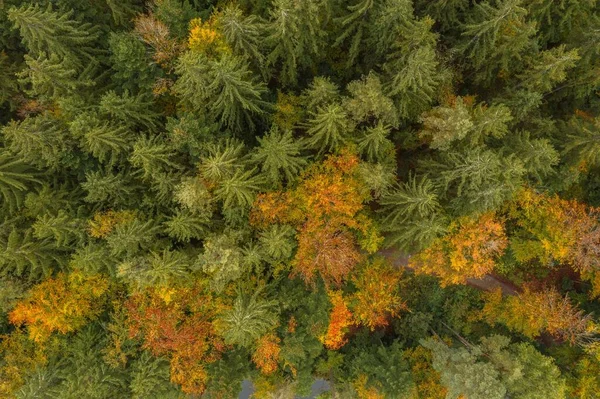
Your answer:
[0,0,600,398]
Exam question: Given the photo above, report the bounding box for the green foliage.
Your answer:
[304,103,352,155]
[174,53,268,132]
[8,4,101,67]
[218,288,278,347]
[252,126,307,186]
[0,153,40,212]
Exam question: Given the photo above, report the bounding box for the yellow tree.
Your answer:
[9,271,110,343]
[351,258,406,330]
[409,212,507,286]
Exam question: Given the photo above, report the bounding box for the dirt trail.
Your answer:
[378,248,519,296]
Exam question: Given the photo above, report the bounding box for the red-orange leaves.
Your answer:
[410,212,507,286]
[251,149,380,286]
[321,290,353,350]
[9,271,110,343]
[124,284,225,395]
[252,333,281,375]
[352,259,406,331]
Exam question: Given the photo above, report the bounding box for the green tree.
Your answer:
[0,153,40,213]
[304,103,353,155]
[265,0,327,85]
[251,126,307,186]
[218,288,278,347]
[8,4,101,67]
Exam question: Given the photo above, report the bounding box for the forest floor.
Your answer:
[378,248,520,296]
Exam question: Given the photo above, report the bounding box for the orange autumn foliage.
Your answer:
[9,271,110,343]
[410,212,507,286]
[251,149,381,285]
[322,290,353,350]
[480,286,593,344]
[124,283,225,395]
[352,259,406,330]
[252,333,281,375]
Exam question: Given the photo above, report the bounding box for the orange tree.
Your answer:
[9,271,111,343]
[251,148,381,286]
[409,212,507,286]
[124,282,226,395]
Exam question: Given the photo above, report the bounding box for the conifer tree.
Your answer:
[17,54,86,99]
[0,153,40,212]
[99,90,160,131]
[304,103,353,155]
[252,126,307,186]
[265,0,327,85]
[2,114,73,170]
[459,0,537,81]
[8,4,101,67]
[217,5,264,68]
[218,288,279,348]
[70,112,133,165]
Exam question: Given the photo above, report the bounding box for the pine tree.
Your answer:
[518,45,580,94]
[563,116,600,168]
[32,210,86,248]
[2,114,73,170]
[174,53,268,132]
[343,73,399,127]
[301,77,340,113]
[117,249,192,289]
[304,103,353,155]
[218,288,279,347]
[214,168,264,210]
[8,4,101,67]
[194,232,245,291]
[252,126,307,186]
[81,170,137,206]
[379,175,447,251]
[335,0,375,67]
[108,32,158,93]
[217,5,264,68]
[0,228,65,278]
[421,338,506,399]
[130,137,181,179]
[17,54,88,99]
[265,0,327,85]
[106,218,160,258]
[70,112,133,165]
[0,153,40,213]
[509,131,559,182]
[129,352,180,399]
[356,123,395,163]
[350,342,414,398]
[459,0,537,81]
[419,147,526,215]
[258,224,296,263]
[163,209,208,243]
[383,16,443,119]
[99,90,160,131]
